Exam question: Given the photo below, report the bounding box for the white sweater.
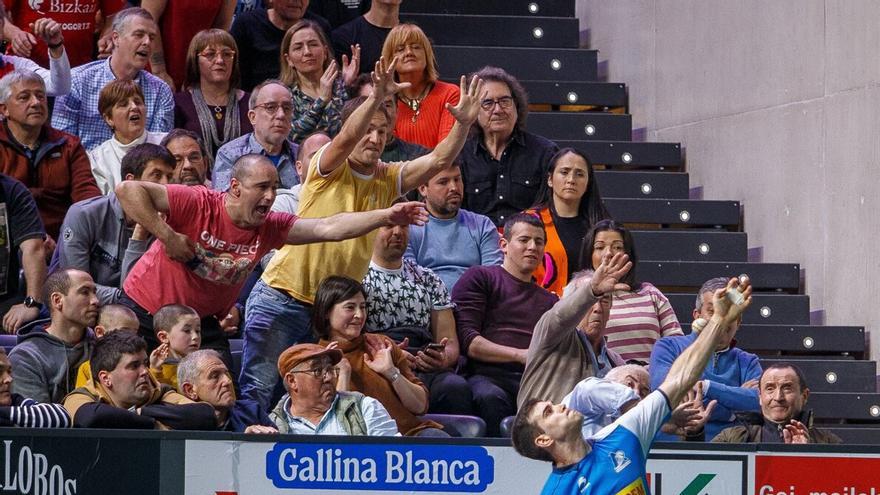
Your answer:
[88,131,166,194]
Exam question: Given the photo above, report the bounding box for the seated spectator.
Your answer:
[405,165,502,291]
[459,66,558,226]
[363,215,471,415]
[511,277,752,493]
[149,304,201,389]
[381,23,460,149]
[140,0,236,90]
[650,276,761,441]
[582,220,683,363]
[713,362,841,444]
[0,70,101,240]
[269,342,399,435]
[240,65,481,410]
[272,131,331,214]
[517,257,631,410]
[332,0,399,76]
[53,143,175,306]
[528,148,611,296]
[313,276,445,436]
[0,10,71,98]
[174,29,253,160]
[8,269,97,403]
[52,8,174,151]
[116,153,427,372]
[89,80,168,194]
[74,304,141,388]
[280,19,356,143]
[452,213,558,436]
[0,347,71,427]
[178,349,277,433]
[351,74,428,163]
[161,129,210,186]
[213,80,300,191]
[0,173,46,334]
[62,330,216,430]
[230,0,331,92]
[2,0,120,68]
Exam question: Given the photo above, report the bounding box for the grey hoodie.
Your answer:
[8,318,94,404]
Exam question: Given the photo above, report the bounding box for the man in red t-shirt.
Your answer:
[3,0,125,68]
[115,153,426,367]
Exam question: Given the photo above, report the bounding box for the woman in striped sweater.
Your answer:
[580,220,683,363]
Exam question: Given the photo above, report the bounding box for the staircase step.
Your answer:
[555,140,683,168]
[637,261,801,292]
[604,198,740,228]
[668,293,811,325]
[595,171,689,200]
[436,45,597,82]
[630,230,746,262]
[402,0,576,17]
[529,112,632,141]
[401,14,579,48]
[736,325,865,357]
[761,359,876,393]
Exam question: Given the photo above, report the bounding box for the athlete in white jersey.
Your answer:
[512,270,752,495]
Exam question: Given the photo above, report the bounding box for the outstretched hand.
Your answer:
[446,75,484,126]
[386,201,428,226]
[590,252,632,296]
[711,276,752,325]
[370,56,410,101]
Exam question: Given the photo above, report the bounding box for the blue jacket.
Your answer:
[226,399,274,432]
[649,332,761,441]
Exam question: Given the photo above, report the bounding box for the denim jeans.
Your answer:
[239,280,314,411]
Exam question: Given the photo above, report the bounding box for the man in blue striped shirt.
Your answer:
[0,348,70,428]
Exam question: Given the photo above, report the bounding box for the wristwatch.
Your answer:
[23,296,43,310]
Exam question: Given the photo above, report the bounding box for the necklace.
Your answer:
[399,83,432,123]
[213,105,223,120]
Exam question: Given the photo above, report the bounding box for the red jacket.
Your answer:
[0,123,100,239]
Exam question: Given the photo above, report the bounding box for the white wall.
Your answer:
[577,0,880,362]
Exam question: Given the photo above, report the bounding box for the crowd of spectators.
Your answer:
[0,1,838,454]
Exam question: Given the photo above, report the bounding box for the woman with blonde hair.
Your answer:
[381,23,460,149]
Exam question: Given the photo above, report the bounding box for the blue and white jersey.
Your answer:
[540,390,670,495]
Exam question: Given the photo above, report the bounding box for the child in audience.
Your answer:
[75,304,141,387]
[150,304,202,389]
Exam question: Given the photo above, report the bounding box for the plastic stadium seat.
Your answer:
[500,416,516,437]
[419,414,487,438]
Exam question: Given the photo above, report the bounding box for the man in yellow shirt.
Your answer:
[240,58,483,409]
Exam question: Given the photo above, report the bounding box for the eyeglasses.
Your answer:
[255,102,294,116]
[199,49,236,61]
[175,152,204,164]
[290,366,339,380]
[480,96,514,111]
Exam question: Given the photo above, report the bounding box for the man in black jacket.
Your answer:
[62,330,215,430]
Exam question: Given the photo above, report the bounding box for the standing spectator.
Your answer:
[381,23,459,149]
[528,148,610,296]
[213,80,300,191]
[53,143,175,306]
[52,8,174,151]
[2,0,121,69]
[650,276,761,441]
[161,129,210,186]
[230,0,331,92]
[363,217,471,415]
[279,19,357,143]
[140,0,236,90]
[88,80,168,194]
[459,66,558,226]
[332,0,400,76]
[0,70,100,240]
[452,213,558,436]
[0,348,71,428]
[240,64,481,411]
[0,173,46,334]
[314,276,445,436]
[581,220,683,363]
[174,29,253,161]
[8,269,97,404]
[406,165,502,293]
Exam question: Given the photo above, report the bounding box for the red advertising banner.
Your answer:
[756,454,880,495]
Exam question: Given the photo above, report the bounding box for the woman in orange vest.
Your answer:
[527,147,610,296]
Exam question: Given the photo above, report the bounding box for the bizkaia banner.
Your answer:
[755,453,880,495]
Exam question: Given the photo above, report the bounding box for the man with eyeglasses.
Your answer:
[270,343,399,435]
[458,66,558,227]
[212,79,300,192]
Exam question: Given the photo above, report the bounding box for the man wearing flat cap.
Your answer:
[269,343,400,435]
